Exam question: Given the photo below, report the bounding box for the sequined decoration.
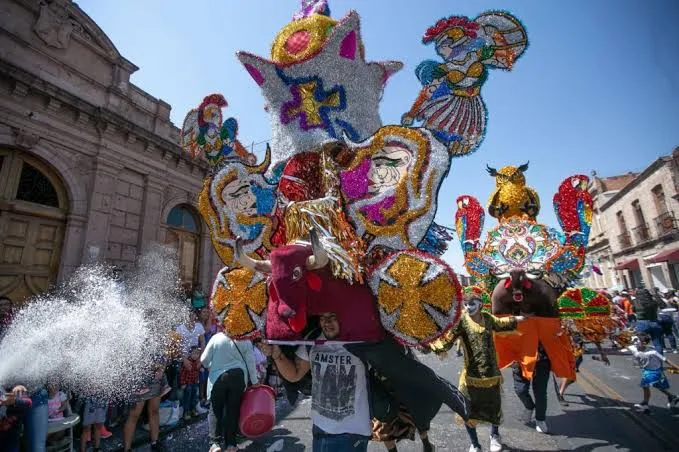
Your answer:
[196,147,276,267]
[455,195,485,254]
[237,11,404,172]
[553,174,593,248]
[369,250,462,346]
[340,126,450,253]
[559,288,615,343]
[211,267,268,339]
[486,163,540,221]
[401,12,527,157]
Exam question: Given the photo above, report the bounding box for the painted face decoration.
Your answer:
[339,126,450,252]
[198,147,277,266]
[463,297,482,316]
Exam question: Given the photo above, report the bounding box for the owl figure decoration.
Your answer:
[402,12,527,157]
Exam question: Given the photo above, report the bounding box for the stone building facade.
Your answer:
[0,0,221,303]
[585,148,679,291]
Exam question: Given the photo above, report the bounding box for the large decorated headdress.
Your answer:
[237,3,403,173]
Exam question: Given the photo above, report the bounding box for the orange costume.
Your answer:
[494,317,576,381]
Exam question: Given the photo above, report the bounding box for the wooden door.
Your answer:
[0,150,67,303]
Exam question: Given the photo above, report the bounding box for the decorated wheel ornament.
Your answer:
[369,250,462,346]
[558,287,615,343]
[210,267,268,339]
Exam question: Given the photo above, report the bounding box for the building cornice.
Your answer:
[600,157,669,211]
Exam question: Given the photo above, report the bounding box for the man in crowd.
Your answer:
[261,312,372,451]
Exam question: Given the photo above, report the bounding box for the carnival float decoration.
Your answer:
[401,12,527,156]
[453,166,617,380]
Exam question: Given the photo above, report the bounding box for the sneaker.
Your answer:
[673,350,678,354]
[468,446,482,452]
[535,420,549,434]
[184,413,192,421]
[99,425,113,439]
[489,434,502,452]
[209,445,222,452]
[634,403,650,413]
[195,403,209,415]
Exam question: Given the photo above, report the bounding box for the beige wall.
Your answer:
[0,0,221,292]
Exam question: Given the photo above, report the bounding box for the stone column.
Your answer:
[138,174,164,253]
[81,156,122,263]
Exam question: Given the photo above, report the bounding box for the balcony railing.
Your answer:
[618,232,632,249]
[633,223,651,244]
[655,211,678,236]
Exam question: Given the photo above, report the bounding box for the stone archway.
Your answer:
[0,149,69,303]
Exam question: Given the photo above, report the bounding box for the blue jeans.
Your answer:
[25,389,49,452]
[181,383,199,412]
[312,427,369,452]
[636,320,664,354]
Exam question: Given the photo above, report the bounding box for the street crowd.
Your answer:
[2,284,679,452]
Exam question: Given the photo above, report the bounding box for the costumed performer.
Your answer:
[429,288,524,452]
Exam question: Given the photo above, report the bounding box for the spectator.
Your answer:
[658,289,679,353]
[46,382,67,421]
[201,332,258,452]
[170,311,205,401]
[191,283,207,310]
[633,288,665,354]
[199,307,219,408]
[123,363,170,452]
[24,385,49,452]
[180,346,201,420]
[80,397,108,452]
[0,385,32,452]
[629,334,679,413]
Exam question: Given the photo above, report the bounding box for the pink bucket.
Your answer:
[239,384,276,438]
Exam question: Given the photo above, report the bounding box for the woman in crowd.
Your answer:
[201,331,258,452]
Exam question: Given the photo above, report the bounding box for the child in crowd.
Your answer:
[629,333,679,413]
[80,398,108,452]
[181,346,201,420]
[0,386,32,452]
[47,381,68,421]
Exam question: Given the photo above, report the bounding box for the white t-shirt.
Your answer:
[629,345,666,370]
[296,341,371,437]
[176,322,205,355]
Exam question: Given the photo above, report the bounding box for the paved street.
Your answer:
[103,345,679,451]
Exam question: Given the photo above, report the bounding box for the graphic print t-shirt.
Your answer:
[296,341,371,436]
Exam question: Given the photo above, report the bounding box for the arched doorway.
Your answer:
[164,204,201,287]
[0,149,68,303]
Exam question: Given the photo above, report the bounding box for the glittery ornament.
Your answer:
[455,195,484,253]
[402,11,527,157]
[486,162,540,221]
[369,250,463,346]
[559,288,615,343]
[197,147,276,267]
[553,174,593,247]
[211,267,268,339]
[340,126,450,253]
[180,94,256,165]
[238,11,403,173]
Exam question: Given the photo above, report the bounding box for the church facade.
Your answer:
[0,0,221,303]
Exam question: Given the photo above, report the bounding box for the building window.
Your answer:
[632,200,650,242]
[165,205,200,285]
[617,211,631,248]
[15,162,60,208]
[652,185,668,215]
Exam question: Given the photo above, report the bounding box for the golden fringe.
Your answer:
[284,197,365,283]
[459,367,503,389]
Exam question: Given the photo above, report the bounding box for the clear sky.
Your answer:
[78,0,679,273]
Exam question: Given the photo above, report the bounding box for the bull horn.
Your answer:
[234,237,271,273]
[247,143,271,174]
[306,228,329,270]
[486,164,498,177]
[518,161,530,173]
